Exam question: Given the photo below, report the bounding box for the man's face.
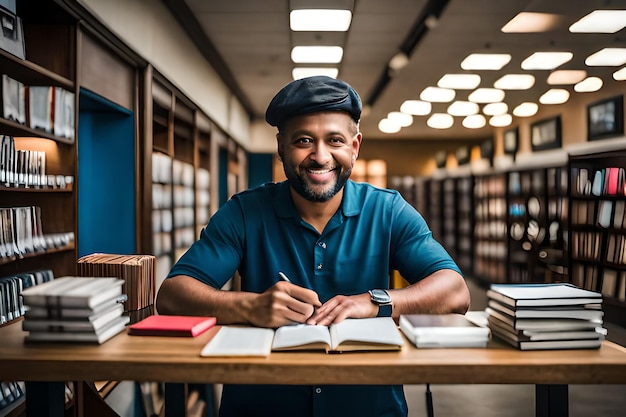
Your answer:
[277,111,362,202]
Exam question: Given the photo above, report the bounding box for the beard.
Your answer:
[285,162,351,202]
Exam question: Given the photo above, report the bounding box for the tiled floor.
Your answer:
[403,278,626,417]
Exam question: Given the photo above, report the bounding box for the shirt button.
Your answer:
[315,387,322,394]
[317,242,327,249]
[317,264,323,270]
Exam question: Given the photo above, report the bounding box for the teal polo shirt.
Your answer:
[168,180,461,417]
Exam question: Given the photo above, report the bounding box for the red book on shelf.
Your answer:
[128,315,217,337]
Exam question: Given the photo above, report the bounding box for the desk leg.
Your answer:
[164,383,187,417]
[25,381,65,417]
[536,384,568,417]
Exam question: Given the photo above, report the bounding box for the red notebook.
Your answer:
[128,315,217,337]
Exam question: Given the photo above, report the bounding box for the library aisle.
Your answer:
[404,277,626,417]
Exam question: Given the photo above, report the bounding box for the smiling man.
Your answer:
[156,76,470,417]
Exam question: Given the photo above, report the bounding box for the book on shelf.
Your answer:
[200,317,404,357]
[128,315,216,337]
[399,313,491,348]
[21,276,125,309]
[22,304,125,333]
[487,283,602,308]
[24,315,130,344]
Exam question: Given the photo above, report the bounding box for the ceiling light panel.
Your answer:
[437,74,481,89]
[447,101,479,116]
[489,114,512,127]
[574,77,603,92]
[539,89,570,105]
[468,88,505,103]
[585,48,626,66]
[427,113,454,129]
[493,74,535,90]
[521,52,573,70]
[420,87,456,102]
[547,70,587,85]
[378,118,401,134]
[291,46,343,63]
[387,111,413,127]
[569,10,626,33]
[483,102,508,116]
[292,67,339,79]
[513,102,539,117]
[290,9,352,31]
[400,100,432,115]
[501,12,563,33]
[462,114,486,129]
[614,67,626,81]
[461,53,511,70]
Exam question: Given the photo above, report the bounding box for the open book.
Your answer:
[200,317,404,357]
[272,317,404,353]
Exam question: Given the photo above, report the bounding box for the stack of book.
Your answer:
[486,283,606,350]
[21,276,129,344]
[77,253,156,323]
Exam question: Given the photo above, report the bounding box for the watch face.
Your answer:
[370,289,391,304]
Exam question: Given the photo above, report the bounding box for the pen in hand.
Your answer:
[278,271,291,283]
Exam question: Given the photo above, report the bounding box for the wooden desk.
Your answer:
[2,322,626,417]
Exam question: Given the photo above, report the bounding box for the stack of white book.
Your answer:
[399,313,491,348]
[486,283,606,350]
[21,276,129,344]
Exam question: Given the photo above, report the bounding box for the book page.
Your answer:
[200,326,274,357]
[272,324,331,351]
[329,317,404,352]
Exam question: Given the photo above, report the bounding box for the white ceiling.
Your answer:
[165,0,626,142]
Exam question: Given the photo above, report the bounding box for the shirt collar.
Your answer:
[273,180,362,218]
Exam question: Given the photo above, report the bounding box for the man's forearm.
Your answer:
[156,275,255,324]
[388,269,470,317]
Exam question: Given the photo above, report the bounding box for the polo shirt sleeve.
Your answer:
[389,193,462,283]
[166,198,245,289]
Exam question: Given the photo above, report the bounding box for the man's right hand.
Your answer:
[247,281,321,328]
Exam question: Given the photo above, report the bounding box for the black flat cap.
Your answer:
[265,76,362,127]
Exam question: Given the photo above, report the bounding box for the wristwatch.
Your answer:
[368,289,393,317]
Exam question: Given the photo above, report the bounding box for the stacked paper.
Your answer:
[486,283,606,350]
[21,276,129,344]
[399,313,491,348]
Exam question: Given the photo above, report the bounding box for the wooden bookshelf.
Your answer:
[568,146,626,326]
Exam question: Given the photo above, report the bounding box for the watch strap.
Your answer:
[376,304,393,317]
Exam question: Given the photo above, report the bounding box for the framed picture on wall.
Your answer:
[503,127,518,156]
[587,95,624,141]
[531,116,561,151]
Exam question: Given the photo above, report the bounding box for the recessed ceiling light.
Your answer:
[427,113,454,129]
[461,53,511,70]
[468,88,505,103]
[547,70,587,85]
[493,74,535,90]
[513,102,539,117]
[292,67,339,80]
[387,111,413,127]
[291,46,343,63]
[489,114,512,127]
[613,67,626,80]
[447,101,479,116]
[521,52,573,70]
[378,118,401,134]
[585,48,626,66]
[438,74,481,89]
[400,100,432,115]
[574,77,603,92]
[462,114,486,129]
[483,102,508,116]
[290,9,352,31]
[420,86,456,102]
[539,89,570,104]
[569,10,626,33]
[502,12,562,33]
